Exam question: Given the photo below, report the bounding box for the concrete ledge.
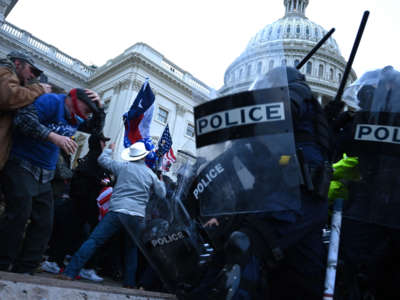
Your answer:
[0,271,177,300]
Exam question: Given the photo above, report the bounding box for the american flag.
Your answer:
[162,148,176,171]
[157,124,173,157]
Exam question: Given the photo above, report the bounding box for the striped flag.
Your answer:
[162,148,176,171]
[156,124,173,157]
[96,186,113,221]
[123,79,155,148]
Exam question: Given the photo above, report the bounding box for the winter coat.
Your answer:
[0,58,44,169]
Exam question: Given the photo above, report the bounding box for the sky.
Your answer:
[6,0,400,89]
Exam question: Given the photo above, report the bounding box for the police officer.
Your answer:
[336,66,400,300]
[208,66,332,300]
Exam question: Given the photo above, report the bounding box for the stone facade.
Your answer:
[0,0,355,176]
[0,8,212,177]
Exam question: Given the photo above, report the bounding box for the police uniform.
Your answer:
[221,67,332,300]
[336,66,400,300]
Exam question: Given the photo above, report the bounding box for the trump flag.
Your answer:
[123,79,155,148]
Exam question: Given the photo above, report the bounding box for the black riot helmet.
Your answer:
[357,84,375,111]
[343,66,400,112]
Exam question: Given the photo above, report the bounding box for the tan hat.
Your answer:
[121,142,150,161]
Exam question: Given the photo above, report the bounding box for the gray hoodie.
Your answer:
[98,149,166,217]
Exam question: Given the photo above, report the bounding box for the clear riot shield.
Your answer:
[342,66,400,228]
[118,161,237,299]
[190,42,301,217]
[342,66,400,152]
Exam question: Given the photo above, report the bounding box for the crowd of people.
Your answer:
[0,50,165,290]
[0,48,399,300]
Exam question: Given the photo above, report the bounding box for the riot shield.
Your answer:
[118,162,240,299]
[343,66,400,153]
[190,43,301,217]
[342,66,400,228]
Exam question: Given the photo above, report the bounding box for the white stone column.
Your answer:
[112,80,133,153]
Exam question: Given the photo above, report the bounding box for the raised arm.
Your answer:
[98,143,124,175]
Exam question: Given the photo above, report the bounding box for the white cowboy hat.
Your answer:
[121,142,150,162]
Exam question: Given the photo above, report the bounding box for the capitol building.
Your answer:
[0,0,356,176]
[220,0,357,103]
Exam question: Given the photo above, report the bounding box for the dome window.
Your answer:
[257,62,262,74]
[294,59,300,68]
[318,64,324,78]
[269,60,274,71]
[277,26,281,35]
[296,25,300,34]
[306,62,312,75]
[239,69,243,79]
[246,65,252,77]
[306,26,310,35]
[315,28,319,39]
[338,73,342,82]
[281,59,287,66]
[330,68,334,81]
[287,25,291,34]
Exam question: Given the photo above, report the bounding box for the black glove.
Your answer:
[332,110,354,132]
[324,100,345,122]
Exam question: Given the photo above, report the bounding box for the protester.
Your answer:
[0,50,50,170]
[67,133,112,281]
[70,133,111,231]
[59,141,166,289]
[0,88,104,274]
[40,148,73,274]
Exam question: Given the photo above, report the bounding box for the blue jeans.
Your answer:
[63,211,144,287]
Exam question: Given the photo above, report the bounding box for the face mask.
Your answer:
[75,115,85,125]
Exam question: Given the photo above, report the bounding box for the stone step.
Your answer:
[0,271,177,300]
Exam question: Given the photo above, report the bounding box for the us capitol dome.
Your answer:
[219,0,357,106]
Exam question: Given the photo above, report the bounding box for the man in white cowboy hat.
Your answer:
[59,141,165,288]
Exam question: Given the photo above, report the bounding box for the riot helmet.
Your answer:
[343,66,400,112]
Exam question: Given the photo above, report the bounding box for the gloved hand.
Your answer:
[324,100,345,122]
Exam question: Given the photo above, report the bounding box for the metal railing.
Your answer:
[0,21,94,78]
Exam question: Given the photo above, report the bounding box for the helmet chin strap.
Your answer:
[69,89,88,124]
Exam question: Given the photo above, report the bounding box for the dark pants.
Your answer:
[0,160,54,273]
[46,198,87,268]
[341,218,400,300]
[233,194,327,300]
[268,225,326,300]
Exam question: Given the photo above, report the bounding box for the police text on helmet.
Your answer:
[196,103,285,135]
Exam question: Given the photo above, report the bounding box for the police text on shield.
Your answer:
[193,163,224,199]
[355,124,400,144]
[196,102,285,135]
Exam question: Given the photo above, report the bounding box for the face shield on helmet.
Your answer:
[343,66,400,112]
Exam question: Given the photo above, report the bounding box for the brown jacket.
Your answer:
[0,63,44,170]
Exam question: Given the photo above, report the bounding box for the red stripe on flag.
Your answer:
[126,114,144,145]
[165,148,176,162]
